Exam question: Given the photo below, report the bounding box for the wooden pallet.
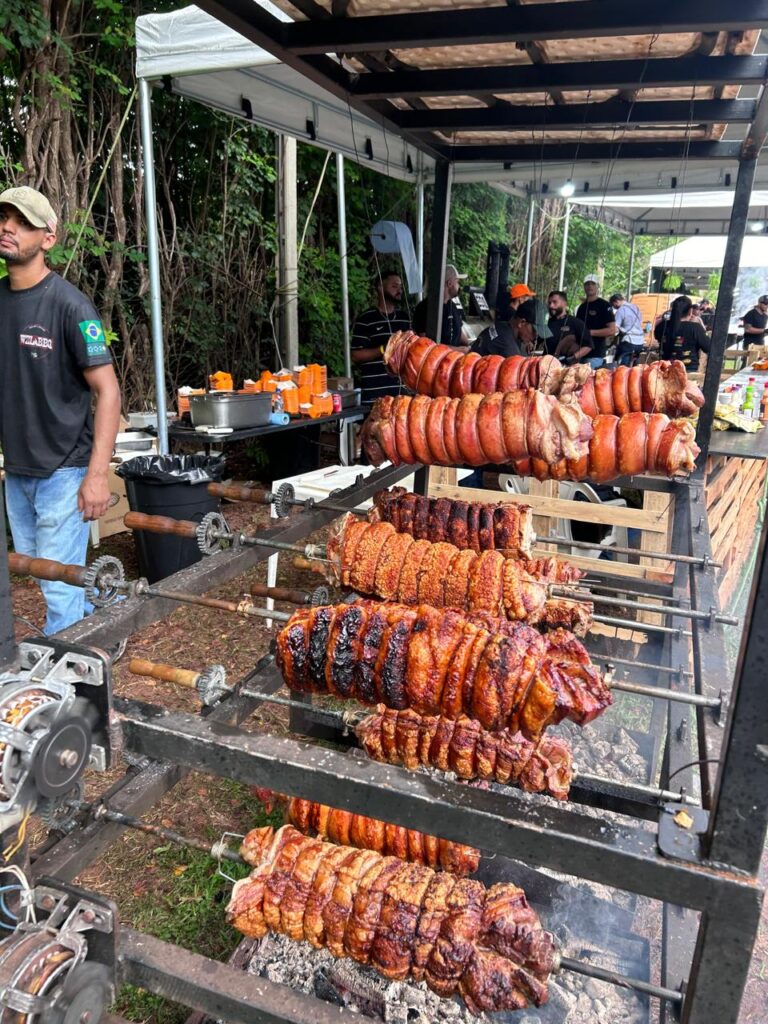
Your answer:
[706,455,767,607]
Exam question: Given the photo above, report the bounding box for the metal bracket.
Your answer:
[658,803,709,862]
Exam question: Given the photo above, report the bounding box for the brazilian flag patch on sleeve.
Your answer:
[79,319,108,357]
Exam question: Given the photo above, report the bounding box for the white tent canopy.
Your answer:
[135,5,427,182]
[650,236,768,270]
[569,189,768,237]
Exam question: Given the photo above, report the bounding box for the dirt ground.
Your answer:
[6,494,767,1023]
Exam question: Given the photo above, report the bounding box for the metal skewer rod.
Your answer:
[601,654,693,679]
[70,802,244,862]
[136,584,292,622]
[551,585,738,626]
[124,511,328,560]
[574,772,697,806]
[579,579,678,602]
[209,481,368,518]
[592,614,691,638]
[556,954,683,1004]
[539,533,720,569]
[610,678,720,708]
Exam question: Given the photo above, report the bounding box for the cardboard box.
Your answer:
[97,464,131,540]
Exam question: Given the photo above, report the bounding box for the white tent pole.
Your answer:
[627,223,637,297]
[336,153,351,378]
[523,194,535,285]
[139,78,169,455]
[558,201,571,291]
[416,179,425,301]
[277,134,299,368]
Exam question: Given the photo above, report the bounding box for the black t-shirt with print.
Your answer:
[413,298,465,347]
[655,318,711,372]
[0,272,112,477]
[545,313,592,359]
[575,297,615,359]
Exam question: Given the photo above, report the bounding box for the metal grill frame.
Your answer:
[9,458,752,1024]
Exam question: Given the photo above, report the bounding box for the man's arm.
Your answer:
[743,312,766,336]
[80,363,121,521]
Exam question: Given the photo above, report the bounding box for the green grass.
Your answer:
[111,779,283,1023]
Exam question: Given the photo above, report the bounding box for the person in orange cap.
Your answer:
[508,282,536,307]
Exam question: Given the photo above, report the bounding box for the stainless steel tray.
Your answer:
[189,392,272,428]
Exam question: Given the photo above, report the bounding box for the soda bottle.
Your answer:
[742,382,756,418]
[761,383,768,423]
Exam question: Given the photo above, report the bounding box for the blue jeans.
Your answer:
[5,467,91,635]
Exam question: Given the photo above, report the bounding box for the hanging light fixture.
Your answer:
[559,180,576,198]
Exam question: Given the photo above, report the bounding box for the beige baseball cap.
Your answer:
[0,186,58,232]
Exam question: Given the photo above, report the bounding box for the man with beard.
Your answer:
[351,269,411,402]
[0,186,121,633]
[546,290,593,363]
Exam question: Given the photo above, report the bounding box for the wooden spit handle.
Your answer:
[128,658,200,689]
[208,483,270,504]
[249,582,312,605]
[8,552,88,587]
[292,556,326,575]
[124,511,198,538]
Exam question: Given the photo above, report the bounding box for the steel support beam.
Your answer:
[558,201,571,291]
[704,515,768,873]
[336,152,351,378]
[695,155,758,461]
[139,78,169,455]
[195,0,444,162]
[394,99,755,134]
[281,2,768,55]
[117,696,762,919]
[448,141,743,163]
[350,54,768,101]
[424,159,452,343]
[523,195,535,286]
[627,225,637,297]
[119,928,361,1024]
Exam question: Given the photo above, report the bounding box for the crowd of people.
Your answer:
[350,266,734,403]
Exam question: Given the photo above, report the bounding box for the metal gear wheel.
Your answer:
[83,555,125,607]
[48,961,113,1024]
[273,482,295,518]
[196,512,230,556]
[196,664,229,706]
[310,586,330,607]
[38,781,85,833]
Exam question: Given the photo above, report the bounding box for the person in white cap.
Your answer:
[0,185,121,634]
[576,274,617,369]
[413,264,470,348]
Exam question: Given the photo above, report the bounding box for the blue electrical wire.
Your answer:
[0,885,24,927]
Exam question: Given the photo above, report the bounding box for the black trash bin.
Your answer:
[116,455,226,584]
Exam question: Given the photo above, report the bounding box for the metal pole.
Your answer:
[138,78,169,455]
[0,482,16,670]
[416,178,425,301]
[558,200,571,291]
[627,223,637,297]
[277,134,299,367]
[695,155,757,463]
[523,194,535,286]
[425,159,453,343]
[336,153,351,378]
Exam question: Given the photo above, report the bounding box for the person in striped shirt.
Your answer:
[351,270,411,402]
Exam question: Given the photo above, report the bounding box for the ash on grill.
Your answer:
[244,931,491,1023]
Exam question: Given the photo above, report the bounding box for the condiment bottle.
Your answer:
[761,383,768,423]
[742,382,756,418]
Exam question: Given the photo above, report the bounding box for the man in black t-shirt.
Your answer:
[0,186,121,634]
[742,295,768,341]
[350,270,411,402]
[546,291,593,362]
[412,264,470,348]
[575,275,616,369]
